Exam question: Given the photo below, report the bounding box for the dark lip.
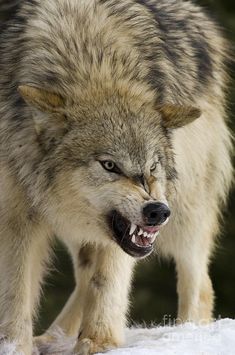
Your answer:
[107,210,153,258]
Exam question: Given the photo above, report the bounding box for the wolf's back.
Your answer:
[0,0,229,111]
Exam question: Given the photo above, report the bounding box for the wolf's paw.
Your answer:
[74,339,92,355]
[34,333,55,348]
[74,338,117,355]
[34,329,76,354]
[0,335,35,355]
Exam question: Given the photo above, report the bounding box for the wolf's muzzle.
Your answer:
[107,206,170,258]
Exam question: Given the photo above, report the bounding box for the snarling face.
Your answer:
[71,118,174,257]
[19,85,200,258]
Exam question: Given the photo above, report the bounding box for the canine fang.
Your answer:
[129,223,137,236]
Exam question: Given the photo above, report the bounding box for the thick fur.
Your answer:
[0,0,233,354]
[0,328,74,354]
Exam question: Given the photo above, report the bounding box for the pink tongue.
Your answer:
[136,235,151,247]
[143,226,160,233]
[142,236,151,246]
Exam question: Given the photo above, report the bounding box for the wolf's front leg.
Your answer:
[173,221,215,323]
[37,242,134,354]
[176,257,214,324]
[74,243,135,355]
[44,243,98,337]
[0,220,50,355]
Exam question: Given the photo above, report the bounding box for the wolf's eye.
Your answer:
[150,162,157,172]
[100,160,121,174]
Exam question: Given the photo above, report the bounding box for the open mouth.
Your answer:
[107,210,161,258]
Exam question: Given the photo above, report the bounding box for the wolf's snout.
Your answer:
[143,202,171,226]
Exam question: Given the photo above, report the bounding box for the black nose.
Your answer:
[142,202,171,226]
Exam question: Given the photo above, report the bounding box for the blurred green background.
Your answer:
[0,0,234,334]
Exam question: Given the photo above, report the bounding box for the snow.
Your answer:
[1,319,235,355]
[108,319,235,355]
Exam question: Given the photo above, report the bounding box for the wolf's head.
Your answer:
[19,84,201,258]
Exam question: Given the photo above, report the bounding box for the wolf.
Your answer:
[0,0,233,354]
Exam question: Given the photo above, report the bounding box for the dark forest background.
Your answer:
[0,0,234,334]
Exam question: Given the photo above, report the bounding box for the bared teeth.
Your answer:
[129,223,137,235]
[129,224,160,246]
[131,235,136,244]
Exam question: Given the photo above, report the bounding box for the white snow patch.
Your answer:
[110,319,235,355]
[0,319,235,355]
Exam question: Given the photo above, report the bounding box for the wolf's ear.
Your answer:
[158,104,201,128]
[18,85,65,113]
[18,85,67,135]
